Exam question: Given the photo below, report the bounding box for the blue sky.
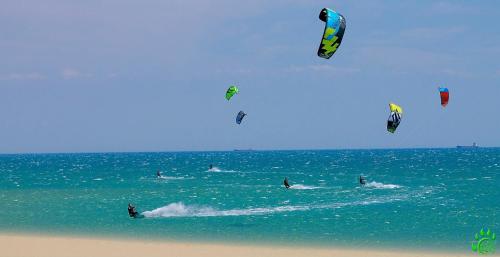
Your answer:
[1,1,500,153]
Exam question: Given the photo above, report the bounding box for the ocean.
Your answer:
[0,149,498,252]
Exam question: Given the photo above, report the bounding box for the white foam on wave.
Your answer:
[365,181,401,189]
[141,202,310,218]
[207,167,221,172]
[206,167,237,173]
[141,196,404,219]
[289,184,322,190]
[158,175,187,180]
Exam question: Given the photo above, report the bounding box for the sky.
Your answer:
[1,0,500,153]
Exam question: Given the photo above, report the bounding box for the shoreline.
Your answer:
[0,233,483,257]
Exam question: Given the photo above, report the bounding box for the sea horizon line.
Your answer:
[0,145,496,156]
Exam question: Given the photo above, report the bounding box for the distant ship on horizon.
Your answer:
[456,142,479,149]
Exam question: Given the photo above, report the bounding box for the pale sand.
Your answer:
[0,234,490,257]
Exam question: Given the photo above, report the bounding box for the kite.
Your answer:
[236,111,246,124]
[226,86,239,101]
[387,103,403,133]
[439,87,449,107]
[317,8,346,59]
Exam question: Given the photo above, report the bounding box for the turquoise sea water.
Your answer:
[0,149,498,251]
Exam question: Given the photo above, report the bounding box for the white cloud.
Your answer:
[352,46,457,74]
[107,73,118,79]
[400,27,466,41]
[285,65,360,74]
[62,68,91,79]
[0,72,45,81]
[215,67,252,74]
[430,2,480,15]
[440,68,477,79]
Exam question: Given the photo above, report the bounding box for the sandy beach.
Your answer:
[0,234,485,257]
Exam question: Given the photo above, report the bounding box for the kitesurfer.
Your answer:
[156,170,161,178]
[284,177,291,189]
[209,164,213,170]
[128,203,138,218]
[359,176,366,186]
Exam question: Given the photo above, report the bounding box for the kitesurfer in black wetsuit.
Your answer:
[359,176,366,186]
[284,177,291,189]
[128,203,138,218]
[209,164,213,170]
[156,170,161,178]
